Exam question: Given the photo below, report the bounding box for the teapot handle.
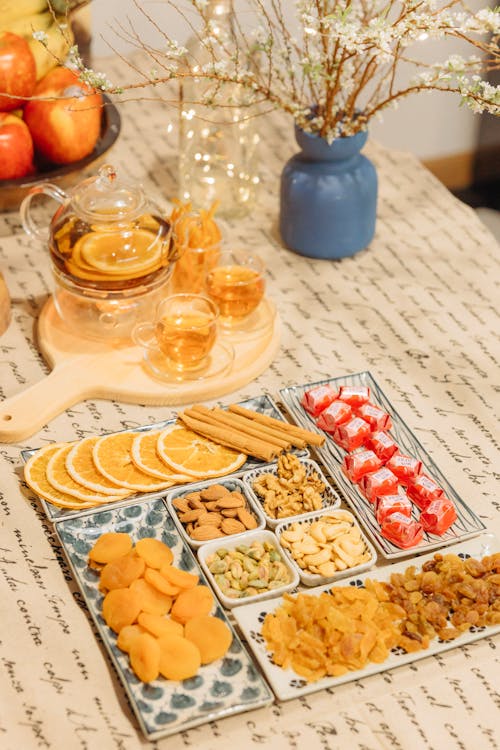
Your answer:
[19,183,67,244]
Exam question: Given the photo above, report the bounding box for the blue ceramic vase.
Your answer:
[279,125,378,259]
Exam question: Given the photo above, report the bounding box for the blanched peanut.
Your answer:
[280,513,371,577]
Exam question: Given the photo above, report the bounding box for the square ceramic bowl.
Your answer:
[197,529,299,609]
[275,507,377,587]
[241,457,342,529]
[166,476,266,550]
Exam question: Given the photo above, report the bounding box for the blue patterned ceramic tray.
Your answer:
[23,393,297,523]
[55,498,273,740]
[233,534,499,702]
[279,372,485,559]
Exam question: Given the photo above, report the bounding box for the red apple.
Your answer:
[0,112,34,180]
[24,66,103,165]
[0,32,37,112]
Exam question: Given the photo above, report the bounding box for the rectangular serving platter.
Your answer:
[55,498,273,741]
[279,371,486,559]
[23,393,300,524]
[233,533,499,702]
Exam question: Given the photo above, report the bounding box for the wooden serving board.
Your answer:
[0,297,281,444]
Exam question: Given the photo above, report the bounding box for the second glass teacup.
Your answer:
[133,293,230,380]
[205,249,266,329]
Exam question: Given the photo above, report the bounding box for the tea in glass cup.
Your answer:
[169,203,222,294]
[133,293,219,374]
[206,249,265,326]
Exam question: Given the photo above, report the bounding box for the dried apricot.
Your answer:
[171,585,214,625]
[89,532,133,564]
[102,588,143,633]
[117,624,145,653]
[184,615,232,664]
[99,554,146,591]
[160,565,199,591]
[129,578,173,616]
[157,634,201,680]
[144,567,181,596]
[138,612,184,639]
[135,538,174,569]
[129,632,161,682]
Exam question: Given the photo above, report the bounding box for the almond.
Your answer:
[218,493,246,509]
[197,512,223,526]
[220,518,246,535]
[172,497,191,513]
[179,508,205,523]
[190,525,225,541]
[200,484,230,501]
[220,508,238,518]
[237,507,258,530]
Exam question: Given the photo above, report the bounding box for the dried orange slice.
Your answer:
[24,443,94,510]
[93,432,174,491]
[47,444,127,504]
[66,436,131,496]
[131,431,192,482]
[157,424,246,478]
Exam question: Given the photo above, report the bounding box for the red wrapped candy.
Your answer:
[316,400,352,432]
[301,384,338,416]
[386,453,422,482]
[375,494,412,525]
[342,449,382,482]
[420,497,457,535]
[356,403,392,431]
[407,474,444,510]
[365,430,399,461]
[380,513,424,549]
[333,417,371,451]
[359,466,399,503]
[337,385,370,408]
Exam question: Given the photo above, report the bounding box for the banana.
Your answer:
[28,17,74,80]
[0,0,48,26]
[0,10,53,37]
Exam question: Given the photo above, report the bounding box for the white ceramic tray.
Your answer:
[233,533,499,702]
[198,529,299,609]
[279,372,485,559]
[274,508,377,587]
[166,476,266,550]
[241,457,342,529]
[55,497,273,740]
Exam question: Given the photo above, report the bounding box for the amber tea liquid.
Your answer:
[206,264,264,319]
[50,210,172,290]
[155,312,216,369]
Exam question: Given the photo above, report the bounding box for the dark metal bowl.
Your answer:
[0,95,121,212]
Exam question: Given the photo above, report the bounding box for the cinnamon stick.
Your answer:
[178,411,280,462]
[185,406,288,450]
[212,407,307,449]
[191,404,295,449]
[228,404,326,446]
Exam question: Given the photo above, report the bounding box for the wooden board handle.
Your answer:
[0,359,95,444]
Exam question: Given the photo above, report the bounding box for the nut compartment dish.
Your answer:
[55,497,272,740]
[242,455,342,529]
[275,508,377,586]
[279,372,485,559]
[197,529,299,609]
[166,477,266,549]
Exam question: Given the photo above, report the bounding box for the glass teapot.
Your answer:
[20,165,177,343]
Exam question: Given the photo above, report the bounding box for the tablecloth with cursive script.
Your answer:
[0,55,499,750]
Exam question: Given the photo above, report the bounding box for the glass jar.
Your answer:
[178,0,260,218]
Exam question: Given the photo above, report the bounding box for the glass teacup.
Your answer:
[205,249,265,328]
[133,293,219,376]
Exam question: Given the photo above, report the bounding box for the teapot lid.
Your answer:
[70,164,147,222]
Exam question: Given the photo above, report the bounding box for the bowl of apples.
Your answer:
[0,32,121,212]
